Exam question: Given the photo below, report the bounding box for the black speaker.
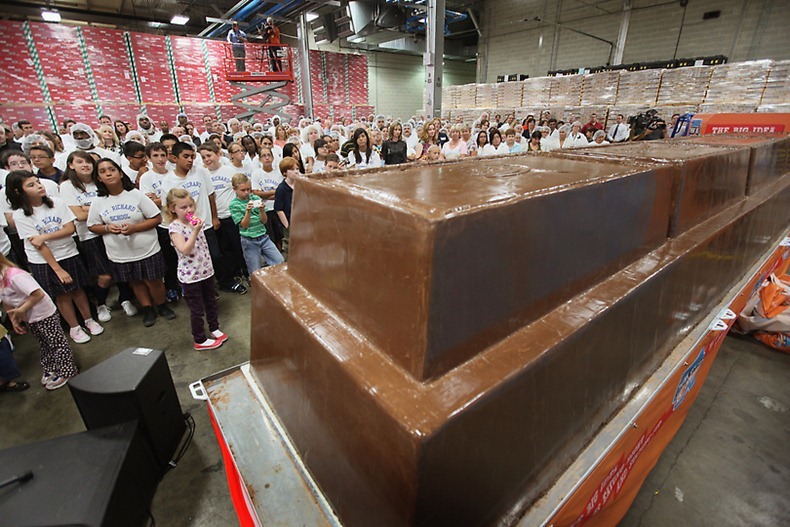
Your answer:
[0,422,159,526]
[69,347,186,472]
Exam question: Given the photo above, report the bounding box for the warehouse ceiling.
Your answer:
[1,0,481,46]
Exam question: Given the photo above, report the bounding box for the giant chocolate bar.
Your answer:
[549,141,751,237]
[288,155,673,380]
[250,140,790,527]
[676,134,790,194]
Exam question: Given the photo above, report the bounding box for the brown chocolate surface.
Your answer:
[290,155,673,380]
[677,134,790,194]
[251,172,790,526]
[549,141,751,237]
[249,142,790,527]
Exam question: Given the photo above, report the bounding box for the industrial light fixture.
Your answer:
[305,12,320,22]
[41,10,61,22]
[171,14,190,25]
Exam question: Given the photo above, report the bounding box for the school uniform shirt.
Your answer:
[59,180,99,241]
[251,166,283,210]
[139,170,171,227]
[82,146,122,164]
[87,189,161,264]
[122,165,141,184]
[206,165,237,220]
[39,178,60,198]
[13,197,80,265]
[159,169,215,230]
[0,211,11,256]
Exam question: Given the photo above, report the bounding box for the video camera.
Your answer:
[627,109,666,138]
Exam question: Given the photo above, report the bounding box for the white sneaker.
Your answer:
[121,300,138,317]
[84,318,104,336]
[45,376,69,390]
[69,326,91,344]
[97,304,112,322]
[41,372,53,385]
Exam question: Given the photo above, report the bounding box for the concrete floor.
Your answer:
[1,290,788,526]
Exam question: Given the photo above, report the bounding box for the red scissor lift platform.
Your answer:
[222,42,294,122]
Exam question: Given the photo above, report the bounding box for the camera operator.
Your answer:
[261,17,282,72]
[629,110,666,141]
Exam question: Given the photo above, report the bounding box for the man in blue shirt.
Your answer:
[226,21,248,72]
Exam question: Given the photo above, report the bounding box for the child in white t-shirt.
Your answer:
[6,170,104,345]
[87,159,175,328]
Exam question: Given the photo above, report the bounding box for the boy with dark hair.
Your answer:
[198,143,248,286]
[141,142,180,302]
[122,141,148,185]
[29,145,63,184]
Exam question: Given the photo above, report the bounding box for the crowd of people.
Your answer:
[0,106,679,393]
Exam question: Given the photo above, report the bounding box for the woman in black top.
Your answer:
[381,122,408,165]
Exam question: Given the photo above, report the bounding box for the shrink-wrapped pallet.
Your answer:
[698,103,759,114]
[704,60,772,106]
[564,106,609,127]
[616,69,662,105]
[758,60,790,111]
[519,77,552,108]
[497,81,524,107]
[457,83,477,108]
[548,74,583,106]
[580,71,620,106]
[656,66,713,106]
[475,83,498,107]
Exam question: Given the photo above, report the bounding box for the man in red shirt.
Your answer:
[580,113,603,137]
[261,17,282,72]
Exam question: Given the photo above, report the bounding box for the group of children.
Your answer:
[0,130,298,393]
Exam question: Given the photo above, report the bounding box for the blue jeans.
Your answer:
[0,335,21,383]
[241,234,284,273]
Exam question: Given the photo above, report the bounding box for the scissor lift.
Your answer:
[223,42,295,123]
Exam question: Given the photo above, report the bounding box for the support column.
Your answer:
[424,0,445,118]
[297,13,314,119]
[613,0,633,65]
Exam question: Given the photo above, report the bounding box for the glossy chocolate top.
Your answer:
[304,154,658,218]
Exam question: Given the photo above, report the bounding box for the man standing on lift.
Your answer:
[227,21,248,72]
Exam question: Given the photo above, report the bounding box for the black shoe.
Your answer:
[221,282,247,295]
[143,306,157,327]
[157,304,176,320]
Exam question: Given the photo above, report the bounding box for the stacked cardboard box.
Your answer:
[457,84,477,108]
[580,71,620,107]
[616,69,662,106]
[346,55,369,106]
[758,60,790,113]
[171,36,211,107]
[548,74,583,107]
[475,83,498,108]
[657,66,713,106]
[703,60,772,111]
[520,77,551,108]
[497,81,523,108]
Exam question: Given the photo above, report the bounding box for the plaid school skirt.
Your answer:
[29,255,88,298]
[109,251,166,283]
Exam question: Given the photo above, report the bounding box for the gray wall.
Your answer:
[478,0,790,83]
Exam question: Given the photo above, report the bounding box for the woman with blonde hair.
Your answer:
[274,124,287,148]
[414,120,439,160]
[97,125,122,156]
